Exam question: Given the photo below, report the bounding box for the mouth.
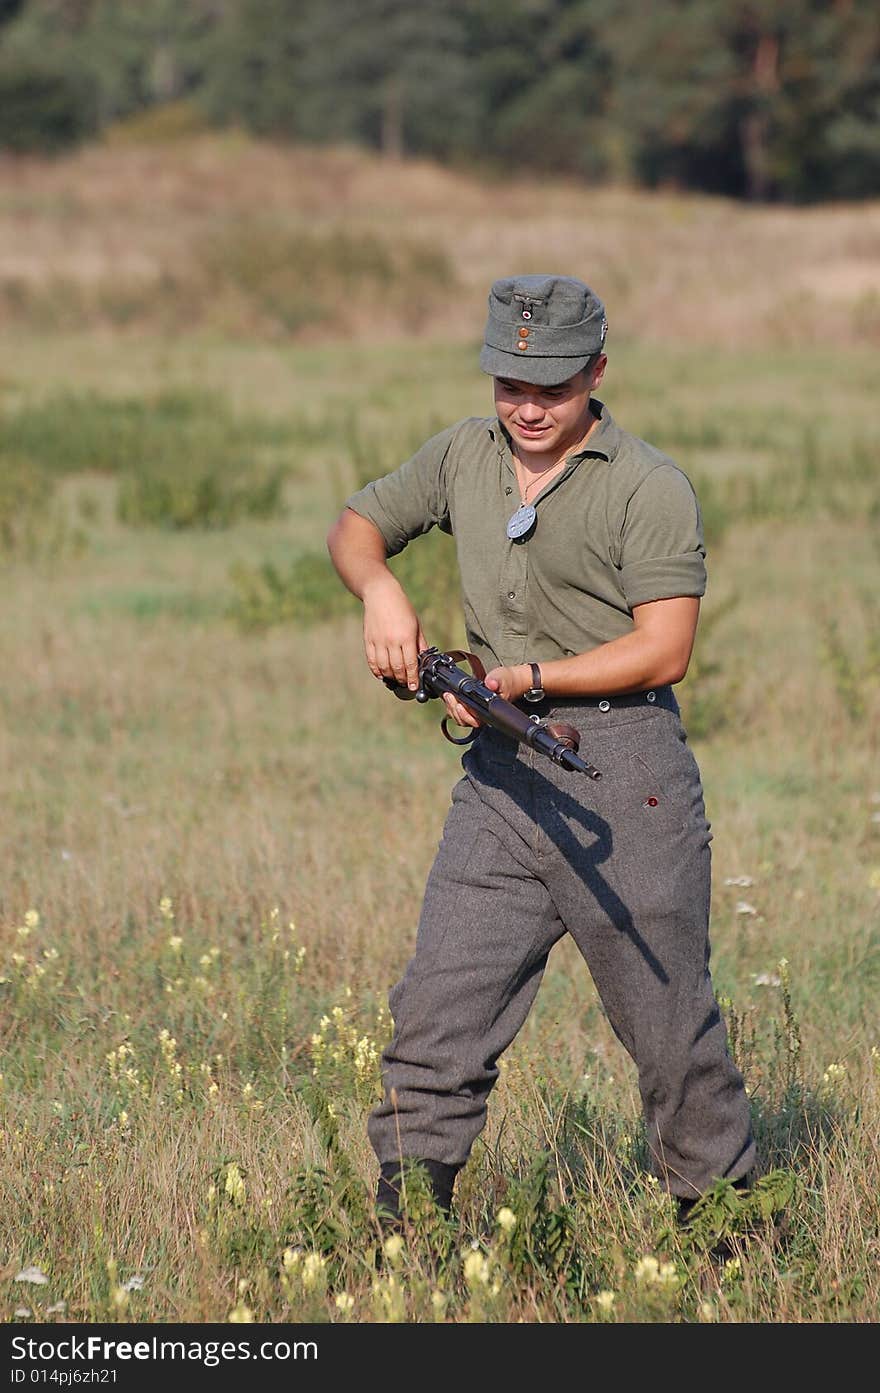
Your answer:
[513,423,550,437]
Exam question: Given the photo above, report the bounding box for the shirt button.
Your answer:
[505,486,512,495]
[598,699,611,712]
[507,591,516,599]
[646,690,656,703]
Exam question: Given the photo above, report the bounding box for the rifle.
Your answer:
[384,647,601,779]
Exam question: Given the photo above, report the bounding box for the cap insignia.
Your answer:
[513,293,544,321]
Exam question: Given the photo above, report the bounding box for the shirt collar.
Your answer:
[487,397,621,462]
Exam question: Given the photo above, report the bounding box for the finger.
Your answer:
[404,642,421,691]
[374,645,397,681]
[389,647,409,684]
[365,641,382,679]
[442,693,463,723]
[365,643,382,679]
[449,697,480,728]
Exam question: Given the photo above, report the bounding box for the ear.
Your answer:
[588,353,607,390]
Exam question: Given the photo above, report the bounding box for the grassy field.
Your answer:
[1,141,879,1325]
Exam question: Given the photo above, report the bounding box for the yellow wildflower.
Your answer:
[223,1163,246,1206]
[382,1234,405,1265]
[463,1250,490,1287]
[496,1206,517,1234]
[301,1252,327,1291]
[431,1290,448,1319]
[372,1275,405,1321]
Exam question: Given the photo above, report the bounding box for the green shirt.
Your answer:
[344,399,706,671]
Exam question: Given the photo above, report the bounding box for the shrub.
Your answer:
[117,461,287,531]
[229,528,461,649]
[0,455,80,560]
[0,54,97,154]
[103,99,209,146]
[0,389,295,530]
[201,222,456,335]
[229,554,355,630]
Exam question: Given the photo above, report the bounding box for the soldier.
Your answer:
[327,274,755,1226]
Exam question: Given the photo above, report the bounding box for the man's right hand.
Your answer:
[326,509,427,693]
[362,573,427,692]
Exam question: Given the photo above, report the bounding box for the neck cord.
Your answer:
[520,458,565,502]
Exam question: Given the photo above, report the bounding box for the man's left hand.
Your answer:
[441,663,531,729]
[483,664,531,702]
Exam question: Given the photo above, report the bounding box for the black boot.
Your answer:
[676,1170,754,1227]
[676,1172,757,1261]
[376,1159,459,1229]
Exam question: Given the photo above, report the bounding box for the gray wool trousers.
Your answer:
[368,687,756,1199]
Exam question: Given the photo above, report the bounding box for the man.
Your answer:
[326,274,755,1227]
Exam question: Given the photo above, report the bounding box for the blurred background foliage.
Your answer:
[1,0,879,202]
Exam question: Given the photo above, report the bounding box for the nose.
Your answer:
[517,397,545,422]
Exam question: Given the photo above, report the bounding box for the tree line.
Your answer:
[1,0,879,203]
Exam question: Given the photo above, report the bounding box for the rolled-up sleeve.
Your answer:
[618,465,707,606]
[343,424,457,557]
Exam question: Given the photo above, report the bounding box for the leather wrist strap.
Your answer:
[524,662,544,702]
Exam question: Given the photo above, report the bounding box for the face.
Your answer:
[493,357,607,461]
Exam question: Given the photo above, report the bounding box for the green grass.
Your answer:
[0,331,878,1323]
[0,388,298,539]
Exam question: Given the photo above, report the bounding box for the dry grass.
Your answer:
[2,134,880,344]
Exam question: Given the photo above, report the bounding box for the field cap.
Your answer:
[480,274,607,386]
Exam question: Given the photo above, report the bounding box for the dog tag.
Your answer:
[506,503,536,539]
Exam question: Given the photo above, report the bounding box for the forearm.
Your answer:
[326,508,400,602]
[488,599,699,708]
[536,628,689,698]
[327,506,426,690]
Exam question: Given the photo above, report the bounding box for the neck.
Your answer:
[513,407,599,482]
[520,458,564,500]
